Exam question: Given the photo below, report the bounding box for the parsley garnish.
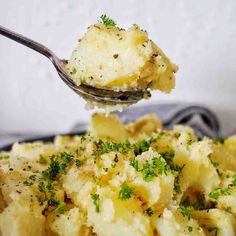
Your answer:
[210,160,219,168]
[99,14,116,26]
[103,167,108,172]
[75,159,83,167]
[179,204,192,220]
[187,226,193,233]
[53,200,69,215]
[37,152,76,212]
[42,152,74,181]
[141,156,173,182]
[187,139,193,145]
[174,184,182,194]
[146,207,154,216]
[23,180,33,186]
[91,193,100,213]
[42,155,60,181]
[29,174,37,181]
[130,159,139,171]
[232,174,236,186]
[38,181,46,193]
[133,140,150,155]
[71,67,77,75]
[92,137,158,157]
[118,182,133,200]
[161,151,175,162]
[153,157,172,175]
[209,187,231,200]
[111,163,116,168]
[181,194,210,211]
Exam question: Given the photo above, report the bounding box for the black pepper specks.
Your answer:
[113,54,119,59]
[114,154,118,162]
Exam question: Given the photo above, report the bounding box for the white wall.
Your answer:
[0,0,236,134]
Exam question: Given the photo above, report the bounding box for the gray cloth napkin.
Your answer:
[0,104,224,149]
[116,104,220,138]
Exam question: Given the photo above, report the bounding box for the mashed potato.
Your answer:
[1,113,236,236]
[66,22,177,93]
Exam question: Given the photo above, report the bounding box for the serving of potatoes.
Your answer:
[1,113,236,236]
[66,22,177,93]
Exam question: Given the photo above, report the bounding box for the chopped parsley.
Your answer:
[99,14,116,26]
[53,200,69,215]
[145,207,154,216]
[187,139,193,145]
[23,180,33,186]
[161,151,175,162]
[181,194,211,211]
[38,181,46,193]
[111,163,116,168]
[216,169,223,178]
[133,140,151,155]
[209,187,231,200]
[118,182,133,200]
[42,155,60,181]
[36,151,78,213]
[142,161,156,182]
[179,204,192,220]
[92,137,158,157]
[210,160,219,168]
[103,167,108,172]
[130,159,139,171]
[232,174,236,186]
[75,159,83,167]
[92,140,131,156]
[174,184,182,194]
[187,226,193,233]
[152,157,172,175]
[29,174,37,181]
[141,156,174,182]
[91,193,100,213]
[71,67,77,75]
[42,152,74,181]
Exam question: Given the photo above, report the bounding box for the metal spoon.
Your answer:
[0,25,146,105]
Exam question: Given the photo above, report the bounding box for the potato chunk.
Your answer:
[66,24,177,92]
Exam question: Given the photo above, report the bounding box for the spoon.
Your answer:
[0,25,146,105]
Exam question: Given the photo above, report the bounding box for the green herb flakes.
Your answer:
[91,193,100,213]
[209,187,231,200]
[187,226,193,233]
[179,204,192,220]
[118,182,133,200]
[146,207,154,216]
[99,14,116,26]
[75,159,83,167]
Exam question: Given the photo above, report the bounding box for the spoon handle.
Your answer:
[0,25,56,60]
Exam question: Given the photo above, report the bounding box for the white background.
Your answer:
[0,0,236,135]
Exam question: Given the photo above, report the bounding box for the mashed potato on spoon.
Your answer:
[66,15,177,95]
